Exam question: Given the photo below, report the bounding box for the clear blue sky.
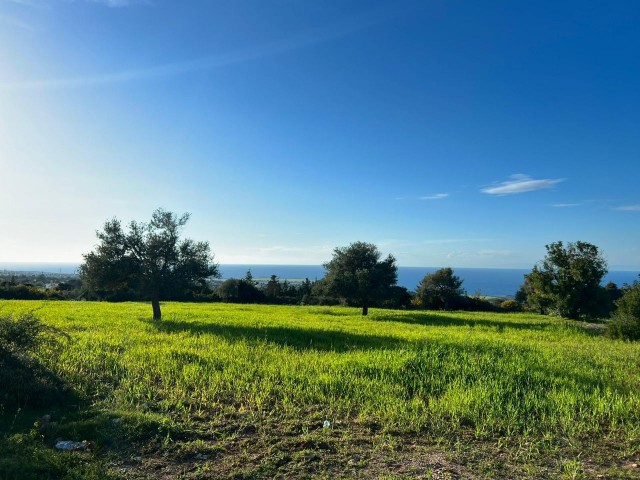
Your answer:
[1,0,639,269]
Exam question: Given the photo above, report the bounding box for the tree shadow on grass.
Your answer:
[307,308,352,317]
[0,347,181,480]
[153,319,410,352]
[373,312,554,332]
[0,355,76,412]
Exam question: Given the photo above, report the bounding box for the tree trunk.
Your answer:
[362,305,369,316]
[151,292,162,321]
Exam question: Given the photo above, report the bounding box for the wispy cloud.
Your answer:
[86,0,152,7]
[246,245,333,255]
[6,0,148,6]
[419,193,449,200]
[613,205,640,212]
[481,174,563,196]
[446,249,513,259]
[238,244,335,264]
[4,0,46,7]
[0,5,410,89]
[0,13,35,31]
[551,203,580,208]
[423,238,492,245]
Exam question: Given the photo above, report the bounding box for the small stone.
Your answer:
[55,440,86,451]
[195,453,209,460]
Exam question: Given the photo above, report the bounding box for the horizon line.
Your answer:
[1,261,638,272]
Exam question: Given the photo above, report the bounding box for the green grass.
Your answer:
[1,300,639,478]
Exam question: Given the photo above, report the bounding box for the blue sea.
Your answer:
[217,265,639,297]
[2,262,638,298]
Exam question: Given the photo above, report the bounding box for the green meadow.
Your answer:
[1,301,639,479]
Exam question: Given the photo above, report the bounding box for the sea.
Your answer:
[1,262,638,298]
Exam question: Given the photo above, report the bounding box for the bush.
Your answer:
[0,314,68,407]
[379,286,413,309]
[607,280,640,340]
[607,315,640,341]
[500,300,522,312]
[462,295,499,312]
[216,279,265,303]
[0,285,67,300]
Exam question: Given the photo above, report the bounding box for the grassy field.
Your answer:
[1,300,639,479]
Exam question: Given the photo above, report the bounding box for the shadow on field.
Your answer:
[0,354,74,410]
[374,312,551,332]
[154,320,408,352]
[307,308,352,316]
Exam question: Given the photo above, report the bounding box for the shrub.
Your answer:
[462,295,499,312]
[216,279,265,303]
[607,280,640,341]
[379,286,413,309]
[607,315,640,341]
[500,300,522,312]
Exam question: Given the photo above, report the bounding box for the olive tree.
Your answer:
[519,241,607,319]
[323,241,397,316]
[415,267,465,310]
[80,208,218,320]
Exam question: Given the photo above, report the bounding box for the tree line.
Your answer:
[4,209,639,339]
[76,211,506,319]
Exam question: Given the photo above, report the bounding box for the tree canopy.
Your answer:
[80,208,218,320]
[518,241,607,319]
[322,241,397,316]
[415,267,465,310]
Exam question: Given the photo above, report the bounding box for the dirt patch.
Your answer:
[101,414,640,479]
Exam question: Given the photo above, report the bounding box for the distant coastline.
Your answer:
[1,262,637,298]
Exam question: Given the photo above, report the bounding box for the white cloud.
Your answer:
[418,193,449,200]
[481,174,563,196]
[551,203,580,208]
[613,205,640,212]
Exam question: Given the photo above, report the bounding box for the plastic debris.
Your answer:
[195,453,209,460]
[55,440,86,451]
[323,420,331,429]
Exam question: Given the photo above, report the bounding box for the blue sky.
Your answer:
[1,0,639,269]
